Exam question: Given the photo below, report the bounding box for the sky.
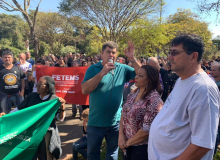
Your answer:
[0,0,219,38]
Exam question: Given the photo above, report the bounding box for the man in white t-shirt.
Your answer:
[16,53,32,74]
[148,34,220,160]
[16,53,32,96]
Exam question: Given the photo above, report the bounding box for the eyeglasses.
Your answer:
[168,50,186,56]
[36,84,47,88]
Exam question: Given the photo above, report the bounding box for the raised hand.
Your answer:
[125,41,135,61]
[59,97,66,110]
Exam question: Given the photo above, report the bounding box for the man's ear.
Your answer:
[191,52,199,63]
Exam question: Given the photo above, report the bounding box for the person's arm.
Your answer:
[19,79,25,97]
[178,86,219,160]
[32,64,35,71]
[83,121,88,132]
[81,71,105,95]
[118,113,126,150]
[125,41,141,74]
[175,143,210,160]
[10,107,19,113]
[81,62,115,95]
[126,94,163,147]
[58,97,66,121]
[0,112,6,117]
[125,129,148,147]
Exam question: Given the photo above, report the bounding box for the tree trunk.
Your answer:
[33,36,39,60]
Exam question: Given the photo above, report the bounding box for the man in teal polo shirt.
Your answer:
[82,41,141,160]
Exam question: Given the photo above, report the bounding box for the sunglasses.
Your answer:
[168,50,186,56]
[36,84,47,88]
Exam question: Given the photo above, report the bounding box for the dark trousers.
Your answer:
[122,145,148,160]
[214,124,220,154]
[32,137,47,160]
[87,122,119,160]
[72,136,87,160]
[32,132,53,160]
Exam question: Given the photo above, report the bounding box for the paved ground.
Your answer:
[57,104,83,160]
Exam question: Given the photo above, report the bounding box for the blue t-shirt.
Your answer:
[26,58,35,66]
[82,62,136,127]
[0,58,3,65]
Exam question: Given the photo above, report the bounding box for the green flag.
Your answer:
[0,98,61,160]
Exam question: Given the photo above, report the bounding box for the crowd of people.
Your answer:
[0,33,220,160]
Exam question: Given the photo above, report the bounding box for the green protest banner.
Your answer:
[0,98,61,160]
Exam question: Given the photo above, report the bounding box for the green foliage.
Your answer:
[0,14,26,55]
[82,27,103,55]
[34,12,74,55]
[0,8,215,60]
[0,39,25,57]
[61,46,76,55]
[119,19,170,57]
[203,44,218,60]
[75,139,123,160]
[214,149,220,160]
[59,0,159,42]
[118,8,213,58]
[166,8,212,46]
[39,41,50,57]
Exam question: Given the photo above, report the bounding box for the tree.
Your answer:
[119,19,169,57]
[0,14,25,50]
[59,0,159,42]
[194,0,220,22]
[166,9,212,48]
[33,12,74,55]
[0,0,43,59]
[0,13,26,56]
[118,9,213,57]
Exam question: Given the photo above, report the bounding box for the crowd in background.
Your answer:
[1,34,220,160]
[2,50,218,73]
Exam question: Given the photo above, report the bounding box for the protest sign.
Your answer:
[36,66,89,105]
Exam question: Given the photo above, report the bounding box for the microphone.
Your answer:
[109,59,114,75]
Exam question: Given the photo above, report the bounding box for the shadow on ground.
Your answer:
[57,104,83,160]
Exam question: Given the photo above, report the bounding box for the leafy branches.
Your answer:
[59,0,159,42]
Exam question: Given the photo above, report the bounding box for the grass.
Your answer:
[70,142,220,160]
[68,139,123,160]
[214,150,220,160]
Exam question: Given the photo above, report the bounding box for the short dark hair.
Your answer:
[41,76,55,94]
[73,60,80,65]
[55,56,60,60]
[171,34,204,62]
[2,49,13,58]
[36,58,45,65]
[102,41,118,52]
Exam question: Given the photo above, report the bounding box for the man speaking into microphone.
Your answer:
[82,41,141,160]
